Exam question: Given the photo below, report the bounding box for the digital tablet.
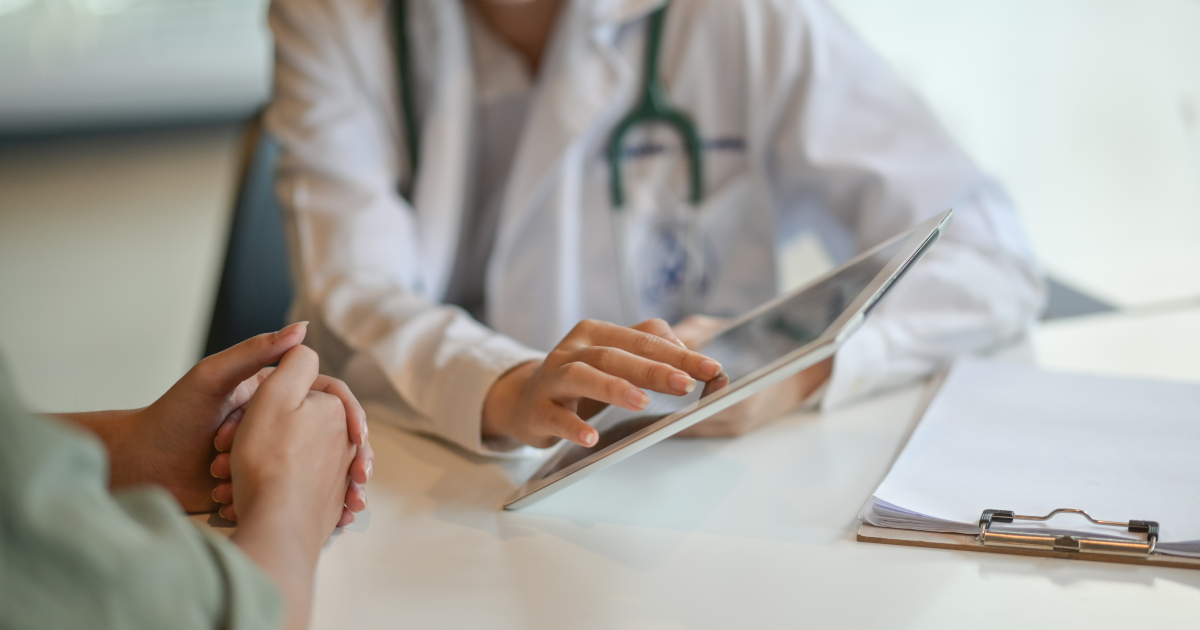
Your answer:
[502,210,953,510]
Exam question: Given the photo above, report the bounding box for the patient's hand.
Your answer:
[671,315,833,438]
[209,370,372,527]
[57,322,308,511]
[63,322,373,521]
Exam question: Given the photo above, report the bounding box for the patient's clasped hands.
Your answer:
[55,322,374,629]
[202,323,373,526]
[90,321,373,527]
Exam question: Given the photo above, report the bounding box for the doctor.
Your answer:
[266,0,1044,455]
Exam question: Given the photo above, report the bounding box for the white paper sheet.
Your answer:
[872,359,1200,543]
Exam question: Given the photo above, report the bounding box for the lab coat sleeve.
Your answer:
[265,0,544,454]
[760,0,1046,407]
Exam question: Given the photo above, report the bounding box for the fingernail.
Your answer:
[358,428,368,446]
[582,431,598,447]
[213,436,223,452]
[365,460,373,481]
[700,359,723,379]
[668,372,697,394]
[209,460,219,479]
[275,321,309,340]
[211,488,220,503]
[625,388,650,409]
[674,338,687,348]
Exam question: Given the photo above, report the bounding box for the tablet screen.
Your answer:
[541,235,912,476]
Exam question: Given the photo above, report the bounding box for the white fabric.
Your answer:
[266,0,1046,456]
[441,6,534,322]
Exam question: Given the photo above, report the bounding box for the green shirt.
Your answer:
[0,358,282,629]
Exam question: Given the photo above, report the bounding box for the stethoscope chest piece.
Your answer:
[606,2,708,324]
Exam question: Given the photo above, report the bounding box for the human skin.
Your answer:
[483,318,724,448]
[228,344,358,630]
[58,322,373,526]
[56,328,365,630]
[472,0,830,446]
[471,0,562,72]
[670,315,834,437]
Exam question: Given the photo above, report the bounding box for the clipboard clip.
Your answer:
[978,508,1159,558]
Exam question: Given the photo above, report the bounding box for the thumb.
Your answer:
[256,344,322,409]
[190,322,309,396]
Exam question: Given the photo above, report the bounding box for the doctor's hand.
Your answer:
[482,319,724,449]
[670,315,833,438]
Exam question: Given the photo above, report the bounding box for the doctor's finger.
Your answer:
[671,315,728,350]
[630,318,685,347]
[532,401,597,449]
[547,361,650,411]
[585,324,722,381]
[573,346,698,397]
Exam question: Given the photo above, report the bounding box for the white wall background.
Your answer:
[1,0,1197,411]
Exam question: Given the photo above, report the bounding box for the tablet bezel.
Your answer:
[502,210,952,510]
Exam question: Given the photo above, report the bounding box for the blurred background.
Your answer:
[1,0,1198,412]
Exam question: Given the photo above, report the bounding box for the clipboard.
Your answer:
[856,359,1200,571]
[858,507,1200,570]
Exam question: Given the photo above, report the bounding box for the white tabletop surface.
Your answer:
[290,309,1200,630]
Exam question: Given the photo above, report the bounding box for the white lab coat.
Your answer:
[266,0,1045,455]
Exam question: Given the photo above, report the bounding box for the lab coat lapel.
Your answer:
[498,0,669,234]
[410,0,474,301]
[488,0,666,347]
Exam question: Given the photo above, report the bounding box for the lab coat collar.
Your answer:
[488,0,653,334]
[410,0,475,301]
[407,0,661,302]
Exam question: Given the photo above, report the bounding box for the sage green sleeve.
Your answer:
[0,358,282,630]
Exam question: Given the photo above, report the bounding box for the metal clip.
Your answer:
[978,508,1159,558]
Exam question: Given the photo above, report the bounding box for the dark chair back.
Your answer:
[203,124,292,357]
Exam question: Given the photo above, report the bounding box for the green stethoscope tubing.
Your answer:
[392,1,704,208]
[393,0,420,200]
[393,1,705,320]
[606,3,704,208]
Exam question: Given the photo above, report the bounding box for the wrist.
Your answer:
[55,408,147,488]
[481,361,538,440]
[234,499,322,562]
[232,507,320,630]
[235,479,330,552]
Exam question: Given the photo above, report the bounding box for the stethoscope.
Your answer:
[393,0,707,323]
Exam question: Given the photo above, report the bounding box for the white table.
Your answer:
[301,309,1200,629]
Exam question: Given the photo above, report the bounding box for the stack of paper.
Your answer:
[861,358,1200,558]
